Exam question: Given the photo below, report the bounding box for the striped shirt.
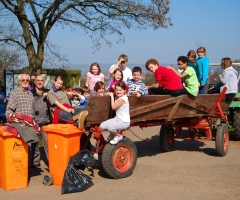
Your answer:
[6,87,34,117]
[127,79,148,95]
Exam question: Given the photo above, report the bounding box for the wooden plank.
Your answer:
[180,97,212,113]
[130,97,178,117]
[166,96,183,121]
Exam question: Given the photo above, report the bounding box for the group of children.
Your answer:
[54,48,237,145]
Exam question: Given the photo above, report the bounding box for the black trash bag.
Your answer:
[74,149,96,170]
[61,150,95,194]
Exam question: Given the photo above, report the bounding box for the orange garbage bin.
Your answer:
[42,124,84,186]
[0,126,28,191]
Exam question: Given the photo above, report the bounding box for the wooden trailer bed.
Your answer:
[84,91,234,127]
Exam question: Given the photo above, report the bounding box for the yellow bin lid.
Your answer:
[42,124,83,135]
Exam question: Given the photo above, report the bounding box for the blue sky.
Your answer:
[48,0,240,67]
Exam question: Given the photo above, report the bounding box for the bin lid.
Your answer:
[0,126,16,137]
[42,124,83,135]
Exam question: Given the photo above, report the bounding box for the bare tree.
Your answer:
[0,46,25,80]
[0,0,172,74]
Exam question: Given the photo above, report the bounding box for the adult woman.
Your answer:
[209,57,238,94]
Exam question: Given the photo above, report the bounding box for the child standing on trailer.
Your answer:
[187,50,199,81]
[85,62,105,93]
[196,46,210,94]
[100,81,130,144]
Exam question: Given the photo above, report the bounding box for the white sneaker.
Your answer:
[107,134,114,141]
[110,135,123,145]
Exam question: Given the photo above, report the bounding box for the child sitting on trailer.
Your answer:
[127,66,148,98]
[167,56,199,97]
[92,81,108,96]
[208,57,238,94]
[100,81,130,144]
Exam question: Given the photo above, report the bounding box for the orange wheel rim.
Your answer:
[113,145,133,172]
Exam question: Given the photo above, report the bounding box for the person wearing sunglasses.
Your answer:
[6,74,34,117]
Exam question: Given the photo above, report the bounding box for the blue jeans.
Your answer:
[58,107,84,123]
[198,84,207,94]
[0,116,7,123]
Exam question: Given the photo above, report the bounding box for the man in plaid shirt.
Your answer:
[6,73,40,167]
[6,74,34,117]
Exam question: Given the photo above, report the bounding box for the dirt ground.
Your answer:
[1,126,240,200]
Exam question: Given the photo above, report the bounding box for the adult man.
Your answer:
[30,75,51,166]
[6,74,42,168]
[6,74,34,117]
[106,54,132,88]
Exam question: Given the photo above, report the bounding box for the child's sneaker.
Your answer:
[107,134,114,141]
[110,134,123,145]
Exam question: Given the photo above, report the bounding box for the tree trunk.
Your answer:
[28,54,44,75]
[16,1,45,75]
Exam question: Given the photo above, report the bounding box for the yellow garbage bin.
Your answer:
[0,126,28,190]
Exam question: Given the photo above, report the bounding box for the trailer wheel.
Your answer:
[159,126,175,152]
[43,173,53,186]
[233,111,240,140]
[102,137,137,179]
[215,123,229,157]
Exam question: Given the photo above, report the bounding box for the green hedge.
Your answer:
[14,67,81,87]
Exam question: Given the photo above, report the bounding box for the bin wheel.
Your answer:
[215,123,229,157]
[43,173,53,186]
[102,137,137,179]
[159,125,174,152]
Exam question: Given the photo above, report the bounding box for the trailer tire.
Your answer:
[215,123,229,157]
[159,126,175,152]
[101,137,137,179]
[233,111,240,140]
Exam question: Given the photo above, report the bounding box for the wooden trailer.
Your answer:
[80,87,234,179]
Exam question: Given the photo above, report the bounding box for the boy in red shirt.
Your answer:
[145,58,183,96]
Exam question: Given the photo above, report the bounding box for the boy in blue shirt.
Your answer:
[127,66,148,98]
[80,86,90,108]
